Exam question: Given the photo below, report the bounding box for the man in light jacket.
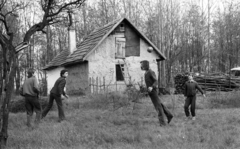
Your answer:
[21,68,41,128]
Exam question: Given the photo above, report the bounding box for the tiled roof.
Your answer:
[43,49,70,70]
[63,18,122,65]
[43,18,166,69]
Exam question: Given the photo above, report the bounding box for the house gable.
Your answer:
[43,18,165,70]
[124,22,140,57]
[62,18,165,66]
[86,27,160,87]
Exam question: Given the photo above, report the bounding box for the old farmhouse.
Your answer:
[43,18,166,94]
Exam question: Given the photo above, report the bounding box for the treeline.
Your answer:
[1,0,240,94]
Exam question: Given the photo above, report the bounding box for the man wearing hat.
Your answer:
[140,60,173,126]
[21,68,41,128]
[42,69,69,122]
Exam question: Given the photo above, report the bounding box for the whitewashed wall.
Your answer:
[87,34,159,92]
[46,66,65,94]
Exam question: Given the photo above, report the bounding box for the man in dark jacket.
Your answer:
[21,68,41,128]
[184,75,206,121]
[42,69,69,122]
[140,60,173,126]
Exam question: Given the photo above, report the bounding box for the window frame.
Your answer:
[115,37,126,58]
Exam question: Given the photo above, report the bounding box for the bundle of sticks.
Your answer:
[194,76,240,92]
[174,73,240,94]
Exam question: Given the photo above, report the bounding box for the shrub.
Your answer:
[9,96,50,113]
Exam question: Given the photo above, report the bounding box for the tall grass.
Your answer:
[207,90,240,108]
[6,91,240,149]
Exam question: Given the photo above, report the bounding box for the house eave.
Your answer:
[156,58,166,62]
[42,65,58,71]
[62,59,85,66]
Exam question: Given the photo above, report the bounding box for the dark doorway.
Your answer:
[116,64,124,81]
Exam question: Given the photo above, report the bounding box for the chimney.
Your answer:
[68,11,76,54]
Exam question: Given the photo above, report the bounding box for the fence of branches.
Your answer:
[88,76,148,114]
[88,76,145,94]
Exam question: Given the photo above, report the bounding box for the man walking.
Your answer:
[42,69,69,122]
[140,60,173,126]
[21,68,41,128]
[184,75,206,121]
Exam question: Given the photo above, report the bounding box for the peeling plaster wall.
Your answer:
[66,63,88,95]
[46,67,65,94]
[87,34,159,92]
[125,38,159,86]
[87,34,119,92]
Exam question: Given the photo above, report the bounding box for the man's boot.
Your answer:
[161,103,173,124]
[159,120,167,126]
[158,116,166,126]
[34,111,41,128]
[27,115,32,128]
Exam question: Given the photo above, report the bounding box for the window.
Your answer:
[235,71,240,76]
[116,64,124,81]
[115,37,126,58]
[120,24,125,31]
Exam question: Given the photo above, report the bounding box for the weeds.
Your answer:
[7,91,240,149]
[58,122,80,147]
[207,91,240,108]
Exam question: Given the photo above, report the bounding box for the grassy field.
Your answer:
[7,91,240,149]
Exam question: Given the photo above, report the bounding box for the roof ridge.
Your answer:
[90,18,122,34]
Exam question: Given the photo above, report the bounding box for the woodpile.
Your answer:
[174,73,240,94]
[174,74,189,94]
[194,76,240,92]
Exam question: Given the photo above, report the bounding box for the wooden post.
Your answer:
[103,77,105,93]
[204,74,206,92]
[116,81,117,92]
[129,76,132,85]
[99,77,102,94]
[96,77,98,94]
[89,77,91,94]
[92,77,95,94]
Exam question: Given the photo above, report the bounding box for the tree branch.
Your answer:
[48,0,86,18]
[20,0,85,53]
[0,33,9,46]
[0,0,7,10]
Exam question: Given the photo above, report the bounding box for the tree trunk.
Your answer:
[0,55,2,97]
[0,45,16,149]
[15,63,20,95]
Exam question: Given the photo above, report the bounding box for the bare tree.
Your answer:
[0,0,86,147]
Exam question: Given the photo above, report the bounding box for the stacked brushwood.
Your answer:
[194,76,240,92]
[174,74,189,94]
[174,73,240,94]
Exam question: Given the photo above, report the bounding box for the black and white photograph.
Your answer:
[0,0,240,148]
